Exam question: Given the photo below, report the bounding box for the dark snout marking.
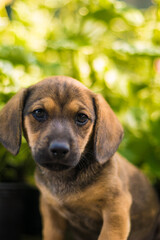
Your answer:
[49,141,70,159]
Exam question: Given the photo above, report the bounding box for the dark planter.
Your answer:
[0,183,41,240]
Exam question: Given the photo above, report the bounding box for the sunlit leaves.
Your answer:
[0,0,160,182]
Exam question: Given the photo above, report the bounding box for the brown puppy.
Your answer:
[0,76,159,240]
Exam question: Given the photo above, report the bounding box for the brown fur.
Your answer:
[0,76,159,240]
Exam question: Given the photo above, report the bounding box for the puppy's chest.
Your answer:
[53,191,103,235]
[42,182,104,231]
[50,187,103,218]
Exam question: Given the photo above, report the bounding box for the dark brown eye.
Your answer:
[32,109,47,122]
[76,113,88,126]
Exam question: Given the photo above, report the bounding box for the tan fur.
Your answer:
[0,76,159,240]
[24,117,40,148]
[29,97,56,114]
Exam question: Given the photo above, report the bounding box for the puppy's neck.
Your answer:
[35,160,105,196]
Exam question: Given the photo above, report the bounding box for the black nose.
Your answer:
[49,141,70,158]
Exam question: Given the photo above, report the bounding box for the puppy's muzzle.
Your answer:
[37,140,74,171]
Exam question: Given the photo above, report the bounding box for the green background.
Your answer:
[0,0,160,184]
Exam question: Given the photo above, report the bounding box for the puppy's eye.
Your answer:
[76,113,88,126]
[32,109,47,122]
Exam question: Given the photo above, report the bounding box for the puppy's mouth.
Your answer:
[39,162,72,171]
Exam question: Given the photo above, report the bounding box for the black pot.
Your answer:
[0,183,41,240]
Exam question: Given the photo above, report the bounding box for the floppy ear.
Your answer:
[93,94,124,164]
[0,89,28,155]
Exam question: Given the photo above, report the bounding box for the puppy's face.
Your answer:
[23,77,95,171]
[0,76,123,172]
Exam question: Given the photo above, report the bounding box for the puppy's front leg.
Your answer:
[40,196,67,240]
[98,192,132,240]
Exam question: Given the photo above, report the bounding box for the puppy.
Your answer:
[0,76,159,240]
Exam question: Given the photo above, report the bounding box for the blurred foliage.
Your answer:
[0,0,160,183]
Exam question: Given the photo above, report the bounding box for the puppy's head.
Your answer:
[0,76,123,171]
